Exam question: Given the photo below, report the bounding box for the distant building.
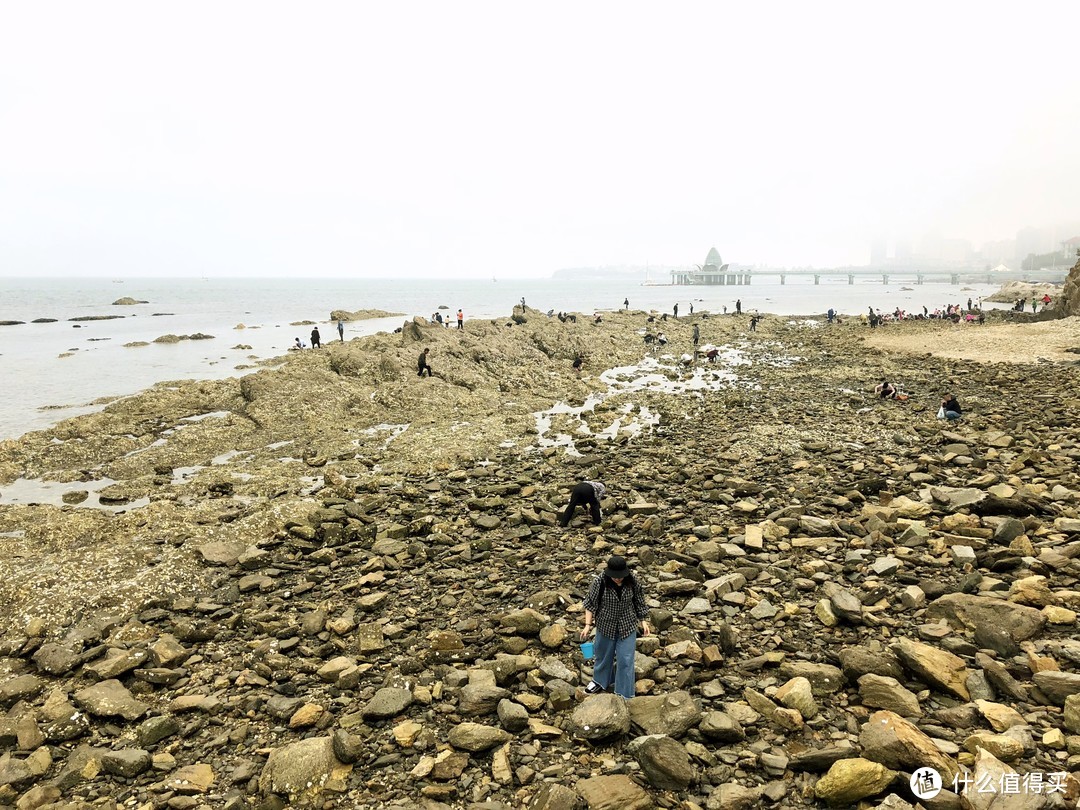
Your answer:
[870,237,887,267]
[671,247,733,285]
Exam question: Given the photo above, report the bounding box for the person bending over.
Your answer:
[874,379,897,399]
[417,347,433,377]
[560,480,605,527]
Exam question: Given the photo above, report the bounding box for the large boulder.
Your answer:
[892,637,970,700]
[1061,256,1080,317]
[572,694,630,740]
[575,774,654,810]
[814,757,897,805]
[925,593,1045,644]
[362,687,413,720]
[628,734,696,790]
[447,722,511,752]
[259,737,349,801]
[72,680,149,721]
[627,690,701,737]
[859,710,959,782]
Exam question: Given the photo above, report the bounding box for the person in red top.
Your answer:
[456,309,464,330]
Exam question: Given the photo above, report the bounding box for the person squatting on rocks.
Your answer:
[580,555,651,698]
[310,327,321,349]
[417,347,433,377]
[939,393,962,420]
[875,379,897,399]
[572,354,584,376]
[559,480,605,527]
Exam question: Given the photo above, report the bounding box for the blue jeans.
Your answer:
[592,629,637,698]
[945,411,961,420]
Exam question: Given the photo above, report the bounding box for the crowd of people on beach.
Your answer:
[861,302,985,327]
[1011,293,1052,313]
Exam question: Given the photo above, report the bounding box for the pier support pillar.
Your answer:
[814,275,820,285]
[847,274,854,285]
[780,274,786,285]
[917,275,923,285]
[950,274,959,285]
[882,274,889,285]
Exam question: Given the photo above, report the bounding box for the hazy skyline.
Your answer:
[2,2,1079,279]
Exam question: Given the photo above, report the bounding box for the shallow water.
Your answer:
[532,342,790,456]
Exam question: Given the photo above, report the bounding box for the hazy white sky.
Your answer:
[2,1,1078,278]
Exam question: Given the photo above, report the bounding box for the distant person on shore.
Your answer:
[735,299,742,315]
[417,347,433,377]
[875,379,897,399]
[967,297,972,311]
[1042,293,1052,306]
[705,347,719,362]
[692,323,700,346]
[521,297,526,309]
[559,480,606,527]
[593,313,603,324]
[457,309,464,330]
[657,332,668,346]
[580,554,650,698]
[722,305,727,314]
[572,354,584,376]
[310,327,321,349]
[673,303,679,319]
[337,320,345,342]
[293,337,305,350]
[939,393,962,420]
[827,308,835,323]
[623,297,629,310]
[749,315,760,332]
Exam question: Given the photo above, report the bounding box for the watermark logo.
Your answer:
[911,767,942,800]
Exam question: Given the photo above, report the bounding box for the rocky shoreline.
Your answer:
[2,306,1080,809]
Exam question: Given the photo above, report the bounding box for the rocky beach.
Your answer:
[3,274,1080,809]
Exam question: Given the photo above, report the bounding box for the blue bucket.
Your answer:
[580,641,594,660]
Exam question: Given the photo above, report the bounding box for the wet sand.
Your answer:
[863,316,1080,364]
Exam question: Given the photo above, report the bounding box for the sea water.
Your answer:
[0,275,1003,440]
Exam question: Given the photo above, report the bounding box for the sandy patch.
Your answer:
[862,316,1080,364]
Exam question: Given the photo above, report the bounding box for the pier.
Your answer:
[670,269,1067,286]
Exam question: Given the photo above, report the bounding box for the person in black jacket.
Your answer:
[940,394,961,420]
[559,481,606,527]
[310,327,321,349]
[417,348,433,377]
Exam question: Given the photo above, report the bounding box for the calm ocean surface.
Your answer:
[0,275,1002,440]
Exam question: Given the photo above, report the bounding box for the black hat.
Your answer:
[605,555,631,579]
